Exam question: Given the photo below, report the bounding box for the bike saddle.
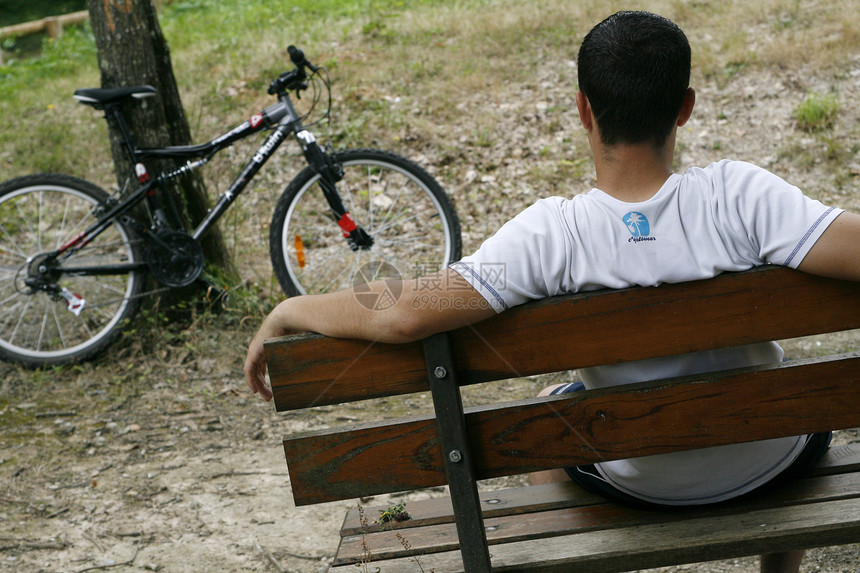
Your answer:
[73,86,157,108]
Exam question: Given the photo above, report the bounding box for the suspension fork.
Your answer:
[295,130,373,250]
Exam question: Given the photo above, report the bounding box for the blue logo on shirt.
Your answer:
[623,212,650,237]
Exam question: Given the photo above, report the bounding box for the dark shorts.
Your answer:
[549,381,832,509]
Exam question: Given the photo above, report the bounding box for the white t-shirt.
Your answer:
[451,160,843,505]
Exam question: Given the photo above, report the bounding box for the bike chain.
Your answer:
[72,284,172,311]
[64,235,173,310]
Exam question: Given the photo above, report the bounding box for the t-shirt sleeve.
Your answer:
[450,198,571,312]
[721,162,843,268]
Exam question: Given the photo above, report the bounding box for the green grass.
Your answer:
[1,0,858,259]
[3,0,858,181]
[0,0,435,170]
[793,92,839,132]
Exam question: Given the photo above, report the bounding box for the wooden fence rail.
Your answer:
[0,10,90,41]
[0,10,89,64]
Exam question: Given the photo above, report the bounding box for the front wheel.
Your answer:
[0,174,143,367]
[270,149,461,296]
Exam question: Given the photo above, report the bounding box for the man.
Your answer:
[245,11,859,572]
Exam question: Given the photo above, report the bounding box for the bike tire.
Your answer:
[270,149,462,296]
[0,174,143,367]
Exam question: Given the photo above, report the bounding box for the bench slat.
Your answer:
[340,443,860,536]
[267,267,860,411]
[331,495,860,573]
[336,472,860,565]
[285,355,860,505]
[341,481,601,536]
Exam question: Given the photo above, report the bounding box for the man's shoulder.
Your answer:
[519,195,580,220]
[679,160,787,199]
[684,159,766,179]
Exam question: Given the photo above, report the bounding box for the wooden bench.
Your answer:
[264,266,860,572]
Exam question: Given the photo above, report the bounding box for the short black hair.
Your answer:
[577,11,691,148]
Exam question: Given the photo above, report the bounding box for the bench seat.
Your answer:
[331,444,860,572]
[264,266,860,572]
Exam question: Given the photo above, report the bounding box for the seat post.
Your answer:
[103,103,140,165]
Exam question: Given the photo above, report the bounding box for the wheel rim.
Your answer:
[280,158,455,295]
[0,184,138,361]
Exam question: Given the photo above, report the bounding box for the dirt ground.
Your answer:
[2,334,859,573]
[3,18,860,573]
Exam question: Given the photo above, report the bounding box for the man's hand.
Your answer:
[243,300,298,402]
[244,328,274,401]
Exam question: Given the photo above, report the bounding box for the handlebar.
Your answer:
[288,45,318,74]
[268,45,318,96]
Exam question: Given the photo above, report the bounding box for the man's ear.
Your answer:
[576,91,594,131]
[676,87,696,127]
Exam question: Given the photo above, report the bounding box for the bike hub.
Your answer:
[20,253,61,293]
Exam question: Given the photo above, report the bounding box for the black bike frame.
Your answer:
[53,94,311,274]
[186,98,301,241]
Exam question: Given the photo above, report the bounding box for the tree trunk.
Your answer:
[86,0,235,281]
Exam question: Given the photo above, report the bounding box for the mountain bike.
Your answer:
[0,46,461,367]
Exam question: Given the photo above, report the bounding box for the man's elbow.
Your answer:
[377,313,432,344]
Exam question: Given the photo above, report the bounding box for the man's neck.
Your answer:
[591,138,676,203]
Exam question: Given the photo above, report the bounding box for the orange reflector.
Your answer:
[294,235,306,268]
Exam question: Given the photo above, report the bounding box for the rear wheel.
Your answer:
[270,149,461,296]
[0,174,143,367]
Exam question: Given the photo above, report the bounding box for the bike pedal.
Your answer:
[195,279,229,312]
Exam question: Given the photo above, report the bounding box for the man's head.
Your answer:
[577,11,691,149]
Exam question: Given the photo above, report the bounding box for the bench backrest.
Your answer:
[265,266,860,506]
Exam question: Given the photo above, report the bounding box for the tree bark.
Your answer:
[86,0,235,280]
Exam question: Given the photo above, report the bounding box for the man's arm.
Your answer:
[243,267,495,401]
[797,212,860,281]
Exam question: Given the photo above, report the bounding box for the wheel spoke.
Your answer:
[0,223,30,259]
[0,176,142,365]
[272,151,460,296]
[8,294,33,346]
[39,300,51,351]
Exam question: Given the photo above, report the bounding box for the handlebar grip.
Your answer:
[288,45,317,73]
[288,45,305,65]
